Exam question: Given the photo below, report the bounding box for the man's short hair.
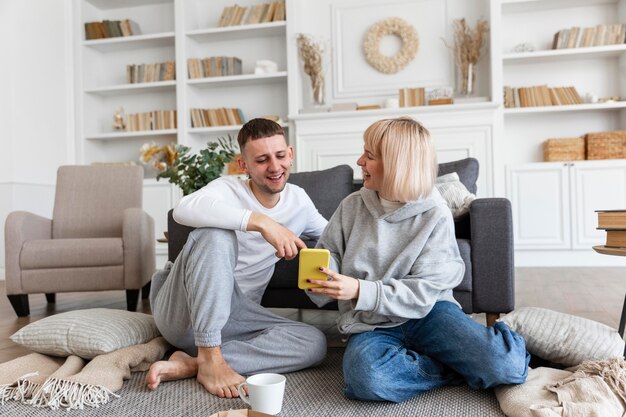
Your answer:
[237,118,285,150]
[363,117,437,203]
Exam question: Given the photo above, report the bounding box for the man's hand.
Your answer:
[247,212,306,260]
[307,266,360,300]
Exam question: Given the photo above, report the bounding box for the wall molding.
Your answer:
[331,0,451,99]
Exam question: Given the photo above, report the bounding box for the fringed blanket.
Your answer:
[0,336,170,410]
[496,357,626,417]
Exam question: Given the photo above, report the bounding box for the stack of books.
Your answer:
[127,61,175,84]
[84,19,140,40]
[187,57,242,79]
[553,24,626,49]
[596,210,626,249]
[503,85,583,108]
[124,110,177,132]
[218,1,286,27]
[190,108,245,128]
[399,88,425,107]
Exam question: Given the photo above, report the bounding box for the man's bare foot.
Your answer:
[197,347,245,399]
[146,350,198,390]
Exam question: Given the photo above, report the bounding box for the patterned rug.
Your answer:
[0,348,505,417]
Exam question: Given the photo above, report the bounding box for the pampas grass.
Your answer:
[448,18,489,95]
[297,33,325,105]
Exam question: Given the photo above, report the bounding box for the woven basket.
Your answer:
[543,137,585,162]
[586,131,626,160]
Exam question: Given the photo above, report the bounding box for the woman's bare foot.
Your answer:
[146,350,198,390]
[197,347,245,399]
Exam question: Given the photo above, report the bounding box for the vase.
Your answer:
[458,62,476,96]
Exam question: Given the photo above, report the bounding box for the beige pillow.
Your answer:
[500,307,624,366]
[435,172,476,217]
[10,308,160,359]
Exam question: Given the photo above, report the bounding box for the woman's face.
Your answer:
[356,145,384,193]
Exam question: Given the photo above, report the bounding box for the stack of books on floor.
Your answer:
[596,209,626,249]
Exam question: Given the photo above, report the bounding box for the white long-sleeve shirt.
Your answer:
[174,176,328,301]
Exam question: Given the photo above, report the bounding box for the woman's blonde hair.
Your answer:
[363,117,437,202]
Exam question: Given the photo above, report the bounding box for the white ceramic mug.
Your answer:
[237,373,286,415]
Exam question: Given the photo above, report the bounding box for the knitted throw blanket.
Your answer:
[0,337,170,410]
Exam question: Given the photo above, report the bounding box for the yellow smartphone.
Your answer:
[298,248,330,290]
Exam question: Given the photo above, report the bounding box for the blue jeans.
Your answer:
[342,301,530,403]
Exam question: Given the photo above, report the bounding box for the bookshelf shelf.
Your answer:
[83,32,175,52]
[85,129,178,141]
[504,101,626,114]
[187,72,287,88]
[186,21,286,42]
[84,80,177,96]
[503,44,626,63]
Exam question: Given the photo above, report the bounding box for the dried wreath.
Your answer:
[363,17,419,74]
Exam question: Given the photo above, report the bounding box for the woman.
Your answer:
[306,117,529,403]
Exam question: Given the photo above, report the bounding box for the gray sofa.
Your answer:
[167,158,514,325]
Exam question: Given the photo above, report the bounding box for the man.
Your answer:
[146,118,328,398]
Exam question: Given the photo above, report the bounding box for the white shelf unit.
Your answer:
[74,0,177,165]
[496,0,626,264]
[180,0,290,153]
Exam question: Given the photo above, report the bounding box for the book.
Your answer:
[597,210,626,229]
[605,230,626,248]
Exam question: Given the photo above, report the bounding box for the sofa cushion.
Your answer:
[20,238,123,269]
[436,172,476,218]
[288,165,354,220]
[438,158,479,194]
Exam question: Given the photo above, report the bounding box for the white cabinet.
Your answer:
[507,160,626,251]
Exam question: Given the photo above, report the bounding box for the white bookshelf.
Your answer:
[73,0,290,164]
[495,0,626,263]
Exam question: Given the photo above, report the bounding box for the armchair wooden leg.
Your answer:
[45,293,56,303]
[486,313,500,327]
[126,289,140,312]
[141,281,151,300]
[8,295,30,317]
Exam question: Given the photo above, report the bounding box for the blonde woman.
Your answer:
[306,117,529,402]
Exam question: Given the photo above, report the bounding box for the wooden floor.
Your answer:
[1,266,625,363]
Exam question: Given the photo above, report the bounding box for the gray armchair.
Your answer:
[4,165,155,317]
[167,159,515,326]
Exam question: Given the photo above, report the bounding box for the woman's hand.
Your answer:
[307,267,360,300]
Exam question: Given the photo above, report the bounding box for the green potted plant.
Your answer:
[140,136,237,195]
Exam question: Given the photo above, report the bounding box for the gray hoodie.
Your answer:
[308,187,464,335]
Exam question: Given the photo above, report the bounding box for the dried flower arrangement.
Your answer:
[297,33,325,105]
[447,18,489,96]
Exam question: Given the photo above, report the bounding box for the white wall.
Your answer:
[0,0,71,277]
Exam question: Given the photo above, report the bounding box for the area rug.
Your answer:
[0,348,505,417]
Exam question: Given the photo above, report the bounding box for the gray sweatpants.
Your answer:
[150,228,327,375]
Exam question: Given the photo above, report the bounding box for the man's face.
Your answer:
[239,135,294,196]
